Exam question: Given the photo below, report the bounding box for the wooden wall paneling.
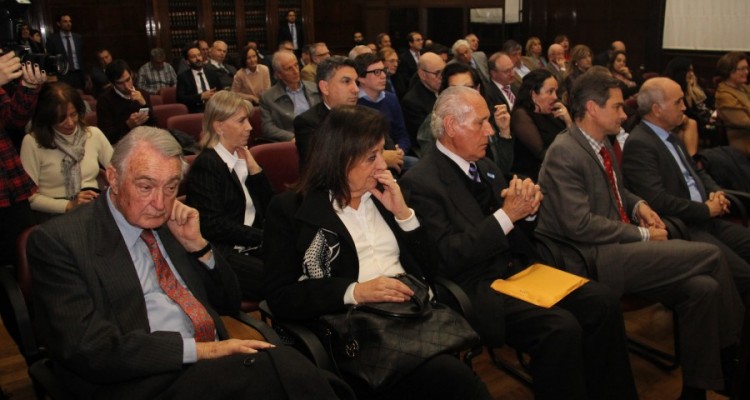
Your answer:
[312,0,364,55]
[361,6,388,49]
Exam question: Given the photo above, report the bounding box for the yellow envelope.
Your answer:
[491,264,589,308]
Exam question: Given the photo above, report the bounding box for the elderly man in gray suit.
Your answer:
[536,71,744,400]
[259,50,320,142]
[27,127,349,399]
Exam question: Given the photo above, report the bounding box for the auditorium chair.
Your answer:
[149,94,163,106]
[166,113,204,142]
[152,103,189,130]
[159,86,177,104]
[248,141,299,193]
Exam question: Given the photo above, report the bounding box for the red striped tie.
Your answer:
[140,230,215,342]
[599,147,630,224]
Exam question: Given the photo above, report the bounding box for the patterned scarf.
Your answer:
[53,126,86,199]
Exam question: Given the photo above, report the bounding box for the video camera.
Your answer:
[0,0,67,76]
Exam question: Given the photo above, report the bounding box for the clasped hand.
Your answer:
[500,175,543,222]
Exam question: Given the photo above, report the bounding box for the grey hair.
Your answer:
[431,86,477,140]
[111,126,186,179]
[451,39,470,56]
[271,50,296,73]
[348,45,371,60]
[636,80,666,116]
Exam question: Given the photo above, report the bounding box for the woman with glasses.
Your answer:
[715,52,750,156]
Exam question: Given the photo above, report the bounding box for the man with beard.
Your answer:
[176,44,223,113]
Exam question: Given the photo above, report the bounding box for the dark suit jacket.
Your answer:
[27,195,240,398]
[401,81,437,144]
[46,31,84,71]
[401,147,538,345]
[622,121,719,224]
[96,86,156,144]
[398,50,419,85]
[176,68,223,113]
[277,22,304,49]
[263,189,435,321]
[293,102,329,171]
[204,62,237,90]
[185,148,274,257]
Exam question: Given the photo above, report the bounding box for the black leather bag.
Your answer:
[319,274,480,391]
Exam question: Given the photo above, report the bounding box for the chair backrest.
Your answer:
[80,94,97,110]
[159,86,177,104]
[153,103,189,129]
[83,111,97,127]
[149,94,163,106]
[249,141,299,193]
[167,113,204,142]
[248,107,262,148]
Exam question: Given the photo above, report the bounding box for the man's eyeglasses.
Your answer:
[421,69,442,77]
[365,68,389,77]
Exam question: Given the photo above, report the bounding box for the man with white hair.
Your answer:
[401,86,638,400]
[204,40,237,89]
[449,39,489,85]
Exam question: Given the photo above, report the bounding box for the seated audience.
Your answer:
[622,77,750,296]
[663,57,714,153]
[553,34,571,61]
[398,31,424,85]
[186,91,273,300]
[259,50,320,142]
[609,50,639,98]
[564,44,593,100]
[231,45,271,106]
[523,36,547,69]
[97,59,156,144]
[486,52,518,111]
[401,52,445,154]
[448,39,489,86]
[510,68,572,180]
[545,43,568,98]
[593,40,626,67]
[176,43,223,113]
[375,32,391,50]
[294,56,359,170]
[379,47,407,99]
[536,71,744,400]
[502,40,534,84]
[301,42,331,83]
[715,51,750,156]
[401,86,637,400]
[204,40,237,90]
[347,45,372,60]
[264,105,492,400]
[20,83,113,221]
[28,126,350,399]
[137,47,178,95]
[90,48,112,98]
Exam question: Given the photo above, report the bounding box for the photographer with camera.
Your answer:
[0,50,47,266]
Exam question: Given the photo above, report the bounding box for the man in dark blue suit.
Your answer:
[176,44,223,113]
[277,10,304,55]
[46,14,85,90]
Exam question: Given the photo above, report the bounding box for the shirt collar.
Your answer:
[213,142,240,171]
[106,189,146,251]
[358,87,385,102]
[285,84,304,95]
[642,119,671,141]
[436,140,474,179]
[578,126,605,153]
[331,191,372,214]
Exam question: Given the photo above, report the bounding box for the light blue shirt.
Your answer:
[107,191,216,363]
[643,120,703,202]
[358,87,385,103]
[286,84,310,117]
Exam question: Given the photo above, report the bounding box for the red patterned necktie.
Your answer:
[502,85,515,105]
[599,147,631,224]
[140,229,215,342]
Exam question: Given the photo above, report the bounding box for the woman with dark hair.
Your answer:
[609,50,639,98]
[510,68,571,180]
[186,91,273,299]
[264,105,490,400]
[20,82,112,221]
[231,46,271,106]
[715,51,750,156]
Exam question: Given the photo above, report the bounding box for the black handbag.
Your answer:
[319,273,480,391]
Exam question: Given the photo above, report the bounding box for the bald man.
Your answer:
[401,52,446,152]
[622,77,750,296]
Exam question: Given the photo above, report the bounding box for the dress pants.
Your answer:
[688,218,750,296]
[463,276,637,400]
[594,239,745,390]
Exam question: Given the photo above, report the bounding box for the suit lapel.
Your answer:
[91,197,151,331]
[569,126,622,212]
[294,190,357,261]
[433,151,490,225]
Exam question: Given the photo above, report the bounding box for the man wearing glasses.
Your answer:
[402,52,445,153]
[300,42,331,83]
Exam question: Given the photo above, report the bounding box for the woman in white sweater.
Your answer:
[20,82,113,221]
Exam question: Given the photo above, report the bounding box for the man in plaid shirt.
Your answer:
[0,51,47,266]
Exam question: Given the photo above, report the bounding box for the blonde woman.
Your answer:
[186,90,273,299]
